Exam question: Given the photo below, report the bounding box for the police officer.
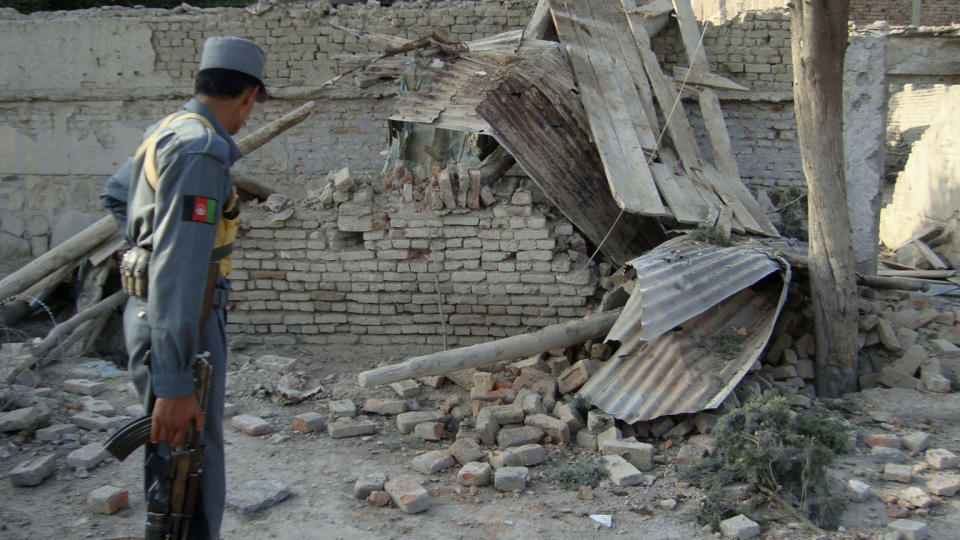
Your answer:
[101,36,267,539]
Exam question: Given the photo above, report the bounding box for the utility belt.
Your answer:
[121,255,221,327]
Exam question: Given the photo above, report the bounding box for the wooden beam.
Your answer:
[358,309,621,387]
[673,66,750,92]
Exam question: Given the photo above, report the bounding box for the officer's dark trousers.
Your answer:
[123,278,229,540]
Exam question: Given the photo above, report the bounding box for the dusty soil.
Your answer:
[1,341,960,540]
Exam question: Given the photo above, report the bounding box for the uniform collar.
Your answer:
[184,98,243,165]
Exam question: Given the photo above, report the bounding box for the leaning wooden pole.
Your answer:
[238,100,315,155]
[0,215,116,303]
[358,309,621,387]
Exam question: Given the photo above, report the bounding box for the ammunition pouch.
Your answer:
[120,246,151,298]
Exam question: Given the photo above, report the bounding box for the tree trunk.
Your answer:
[791,0,859,397]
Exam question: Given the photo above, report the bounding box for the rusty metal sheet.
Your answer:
[577,238,791,423]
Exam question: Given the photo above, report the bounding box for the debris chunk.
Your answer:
[226,480,292,515]
[231,415,273,436]
[86,485,129,515]
[384,475,432,513]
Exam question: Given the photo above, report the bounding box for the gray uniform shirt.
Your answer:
[101,99,241,398]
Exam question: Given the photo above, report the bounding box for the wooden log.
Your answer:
[673,67,750,92]
[478,145,517,184]
[857,274,928,292]
[237,100,315,156]
[0,216,116,304]
[8,291,125,381]
[232,171,276,201]
[357,309,621,387]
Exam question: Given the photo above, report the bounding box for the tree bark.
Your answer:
[791,0,859,396]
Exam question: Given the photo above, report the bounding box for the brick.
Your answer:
[552,402,584,433]
[9,454,56,486]
[35,423,78,442]
[488,444,546,468]
[878,366,922,390]
[449,437,486,465]
[931,338,960,358]
[458,461,492,487]
[695,413,718,434]
[601,439,654,471]
[599,454,643,487]
[384,475,433,513]
[892,345,927,377]
[926,448,959,469]
[72,411,124,431]
[901,432,930,452]
[883,463,913,483]
[80,397,116,417]
[865,433,903,449]
[0,406,49,432]
[328,399,356,419]
[414,422,445,441]
[354,472,388,499]
[586,410,615,434]
[888,519,927,540]
[231,415,274,436]
[519,392,547,415]
[292,412,325,433]
[576,430,598,450]
[876,319,901,352]
[396,411,445,434]
[926,475,960,497]
[523,414,569,445]
[362,399,408,415]
[494,466,528,491]
[651,417,676,438]
[498,425,543,448]
[411,449,455,474]
[676,445,706,466]
[664,419,694,440]
[556,359,599,395]
[86,485,129,515]
[327,417,377,438]
[389,379,421,398]
[846,479,872,502]
[62,379,108,396]
[921,364,951,393]
[67,443,108,470]
[597,426,622,449]
[720,514,761,539]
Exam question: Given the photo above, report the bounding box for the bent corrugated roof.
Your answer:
[578,237,791,423]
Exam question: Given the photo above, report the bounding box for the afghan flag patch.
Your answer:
[183,196,217,224]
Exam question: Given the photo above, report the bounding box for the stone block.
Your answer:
[599,454,643,487]
[62,379,108,396]
[888,518,927,540]
[0,406,49,432]
[519,392,547,415]
[35,423,78,442]
[497,425,543,448]
[332,166,353,192]
[892,345,927,377]
[414,422,445,441]
[601,439,654,471]
[901,432,930,452]
[664,419,694,440]
[449,437,485,465]
[292,412,325,433]
[926,448,959,469]
[587,410,615,434]
[494,466,528,491]
[877,367,922,391]
[411,449,455,474]
[552,402,584,433]
[597,426,621,449]
[926,475,960,497]
[576,430,598,450]
[328,399,356,419]
[865,433,903,449]
[72,411,122,431]
[384,475,432,513]
[458,461,492,487]
[353,472,388,499]
[231,415,273,436]
[327,417,377,438]
[900,486,934,508]
[676,445,707,466]
[254,354,298,372]
[523,414,569,445]
[227,480,293,515]
[884,463,913,483]
[389,379,421,398]
[9,454,56,486]
[362,399,408,415]
[67,443,108,470]
[86,485,129,515]
[871,446,907,464]
[846,478,872,502]
[931,338,960,358]
[876,319,901,352]
[80,397,116,417]
[650,417,676,438]
[488,444,545,468]
[556,359,599,395]
[720,514,760,539]
[695,413,718,434]
[396,411,444,435]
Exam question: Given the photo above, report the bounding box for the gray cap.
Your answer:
[199,36,267,86]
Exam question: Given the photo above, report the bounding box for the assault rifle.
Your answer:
[105,355,213,540]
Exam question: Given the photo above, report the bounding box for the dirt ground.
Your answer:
[2,338,960,540]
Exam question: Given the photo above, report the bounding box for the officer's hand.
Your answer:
[151,394,205,449]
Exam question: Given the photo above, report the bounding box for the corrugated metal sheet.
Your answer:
[577,237,791,423]
[607,237,784,342]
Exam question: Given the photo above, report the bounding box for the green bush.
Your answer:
[681,390,847,531]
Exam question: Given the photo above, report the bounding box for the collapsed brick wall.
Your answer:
[695,0,960,26]
[228,183,598,353]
